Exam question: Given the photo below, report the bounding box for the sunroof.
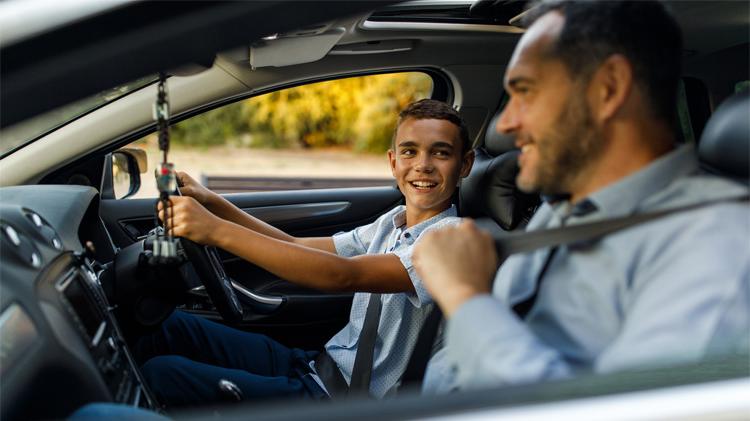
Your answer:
[367,0,528,26]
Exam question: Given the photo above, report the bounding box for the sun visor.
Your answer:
[250,27,345,68]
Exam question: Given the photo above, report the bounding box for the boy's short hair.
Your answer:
[392,99,471,155]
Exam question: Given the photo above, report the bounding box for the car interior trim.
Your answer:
[360,19,525,33]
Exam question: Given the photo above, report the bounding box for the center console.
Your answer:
[54,260,157,409]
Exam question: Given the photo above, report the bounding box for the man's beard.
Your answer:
[521,94,604,197]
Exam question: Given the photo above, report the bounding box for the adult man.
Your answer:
[414,1,749,392]
[136,99,475,405]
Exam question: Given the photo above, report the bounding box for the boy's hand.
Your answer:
[176,171,220,208]
[157,196,225,246]
[413,220,497,317]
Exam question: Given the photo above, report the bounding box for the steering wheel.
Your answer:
[170,187,244,322]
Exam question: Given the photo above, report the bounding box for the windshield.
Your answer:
[0,75,156,158]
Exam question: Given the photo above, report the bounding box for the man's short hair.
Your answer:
[393,99,472,155]
[524,0,683,128]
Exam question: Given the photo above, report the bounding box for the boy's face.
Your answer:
[388,117,473,224]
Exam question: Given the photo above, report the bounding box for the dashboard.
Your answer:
[0,185,158,420]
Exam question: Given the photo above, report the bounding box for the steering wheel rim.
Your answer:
[179,237,244,322]
[165,184,243,322]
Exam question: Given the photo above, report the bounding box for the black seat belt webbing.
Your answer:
[314,351,348,398]
[349,293,382,394]
[494,195,749,263]
[401,305,443,386]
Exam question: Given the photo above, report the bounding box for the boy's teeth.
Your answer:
[412,181,436,188]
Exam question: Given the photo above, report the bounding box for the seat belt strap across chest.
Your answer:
[494,194,749,262]
[348,293,382,395]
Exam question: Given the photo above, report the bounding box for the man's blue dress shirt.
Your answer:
[424,145,749,392]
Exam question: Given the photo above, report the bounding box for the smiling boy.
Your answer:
[136,99,474,406]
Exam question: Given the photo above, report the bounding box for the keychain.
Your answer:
[151,72,181,265]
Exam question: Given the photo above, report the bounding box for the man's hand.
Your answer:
[157,196,226,246]
[176,171,220,208]
[413,220,498,317]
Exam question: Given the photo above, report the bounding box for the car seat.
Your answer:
[459,110,540,231]
[698,91,749,180]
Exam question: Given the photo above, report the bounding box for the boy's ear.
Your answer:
[387,149,397,176]
[460,149,475,178]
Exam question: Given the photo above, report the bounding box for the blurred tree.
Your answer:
[170,72,432,153]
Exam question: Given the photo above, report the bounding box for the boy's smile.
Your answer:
[388,117,473,227]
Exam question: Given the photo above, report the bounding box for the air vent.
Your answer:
[1,222,42,269]
[24,210,63,250]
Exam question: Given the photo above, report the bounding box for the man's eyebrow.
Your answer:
[506,76,535,90]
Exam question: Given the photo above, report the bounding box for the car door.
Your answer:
[94,71,441,349]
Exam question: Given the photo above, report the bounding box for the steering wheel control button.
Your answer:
[4,224,20,246]
[30,252,41,268]
[30,213,42,227]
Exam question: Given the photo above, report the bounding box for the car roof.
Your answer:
[1,0,747,129]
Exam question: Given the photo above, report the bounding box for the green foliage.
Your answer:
[169,72,433,152]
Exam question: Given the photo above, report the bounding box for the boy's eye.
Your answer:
[401,149,415,156]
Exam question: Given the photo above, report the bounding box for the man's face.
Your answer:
[497,11,604,196]
[388,117,472,222]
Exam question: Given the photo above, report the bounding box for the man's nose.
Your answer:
[496,100,520,134]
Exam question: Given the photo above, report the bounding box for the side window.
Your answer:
[124,72,434,198]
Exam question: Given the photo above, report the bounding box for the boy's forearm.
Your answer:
[210,222,411,293]
[207,195,296,243]
[211,221,354,292]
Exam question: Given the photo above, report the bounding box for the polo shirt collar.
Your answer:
[390,204,457,237]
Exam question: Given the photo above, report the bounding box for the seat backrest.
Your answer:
[698,92,749,180]
[680,77,713,143]
[459,111,539,230]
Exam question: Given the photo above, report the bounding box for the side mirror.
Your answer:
[103,148,148,199]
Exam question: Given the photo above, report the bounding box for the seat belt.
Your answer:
[348,293,383,395]
[400,305,443,387]
[493,194,748,262]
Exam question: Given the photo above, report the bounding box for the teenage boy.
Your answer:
[135,99,475,406]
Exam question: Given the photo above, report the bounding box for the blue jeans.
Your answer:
[134,311,326,407]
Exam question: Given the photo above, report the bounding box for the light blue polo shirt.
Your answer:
[325,204,460,398]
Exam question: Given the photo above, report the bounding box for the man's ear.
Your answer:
[460,149,475,178]
[590,54,633,123]
[387,149,397,177]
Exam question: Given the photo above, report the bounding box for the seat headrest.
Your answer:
[484,112,516,156]
[698,92,750,179]
[459,148,539,230]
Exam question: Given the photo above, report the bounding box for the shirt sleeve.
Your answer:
[446,294,572,390]
[394,216,463,307]
[332,214,385,257]
[445,204,750,390]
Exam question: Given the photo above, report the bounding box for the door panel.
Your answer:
[100,186,403,348]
